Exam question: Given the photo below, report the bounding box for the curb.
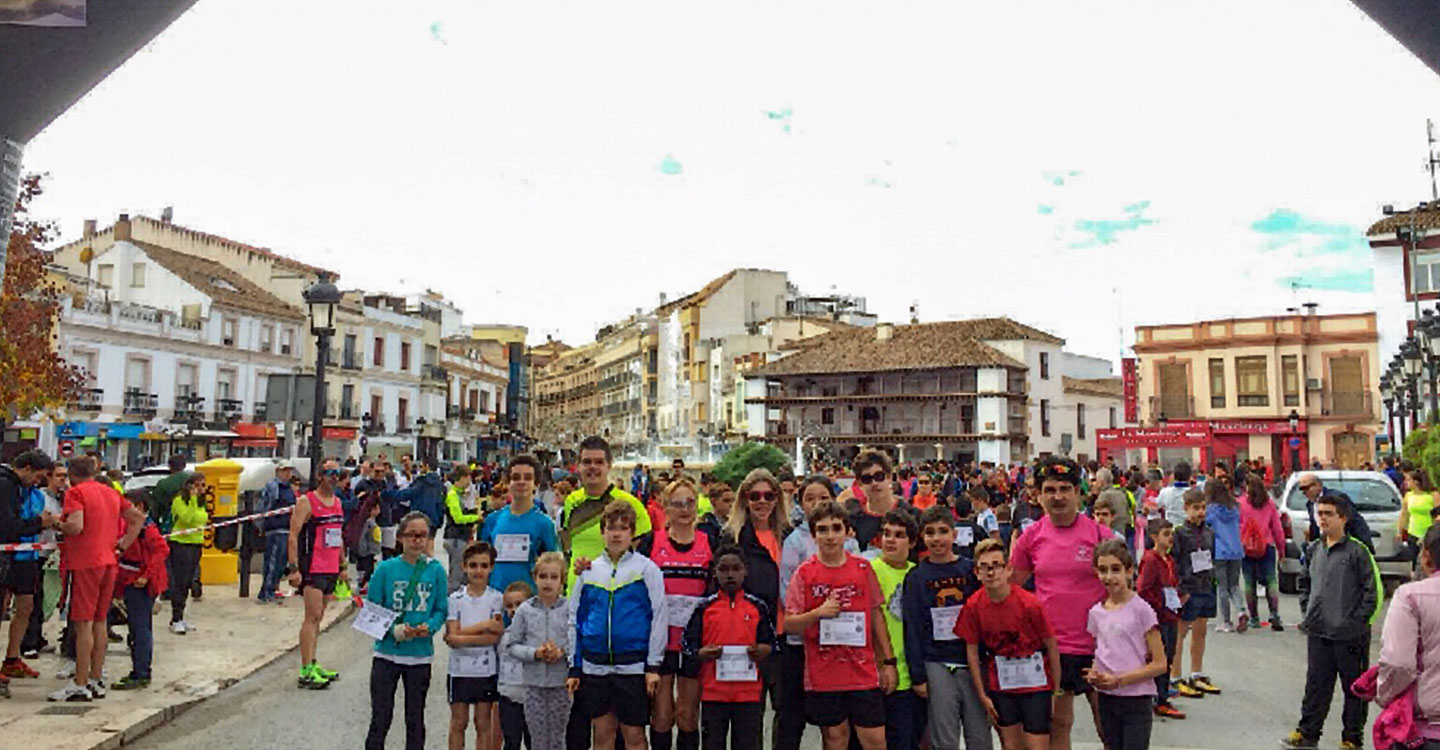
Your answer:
[81,600,355,750]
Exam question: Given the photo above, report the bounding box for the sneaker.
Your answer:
[87,679,107,699]
[1271,619,1285,632]
[1167,685,1179,698]
[1,658,40,679]
[1338,740,1361,750]
[312,663,339,682]
[1154,703,1186,719]
[20,648,38,660]
[1191,675,1221,695]
[1174,680,1204,698]
[112,675,150,691]
[1216,622,1235,633]
[170,621,187,635]
[297,664,330,690]
[1237,612,1251,633]
[1278,730,1318,749]
[55,659,75,680]
[48,683,91,702]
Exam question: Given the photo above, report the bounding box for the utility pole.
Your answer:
[1428,119,1440,202]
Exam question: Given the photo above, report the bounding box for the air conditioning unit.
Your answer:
[1305,378,1323,391]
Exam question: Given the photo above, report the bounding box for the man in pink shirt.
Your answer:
[1010,456,1110,750]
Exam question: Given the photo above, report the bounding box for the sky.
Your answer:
[22,0,1440,366]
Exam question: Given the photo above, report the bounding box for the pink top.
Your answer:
[1087,594,1159,698]
[305,492,346,576]
[1379,571,1440,738]
[1011,513,1109,655]
[1239,497,1285,551]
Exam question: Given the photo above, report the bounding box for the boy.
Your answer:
[113,490,170,690]
[480,454,561,594]
[498,581,534,750]
[1136,518,1186,720]
[901,505,988,750]
[1090,503,1126,542]
[567,500,668,750]
[681,545,777,750]
[784,501,899,750]
[1172,488,1219,697]
[444,542,505,750]
[873,510,927,750]
[952,488,990,559]
[972,489,1000,543]
[956,539,1061,750]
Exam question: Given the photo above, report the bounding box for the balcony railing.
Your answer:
[216,398,244,418]
[124,391,159,417]
[68,387,103,412]
[395,418,413,434]
[447,405,460,420]
[342,351,362,371]
[1150,394,1194,420]
[253,402,268,422]
[340,402,360,420]
[365,419,386,436]
[1323,389,1373,417]
[423,364,447,383]
[173,394,206,422]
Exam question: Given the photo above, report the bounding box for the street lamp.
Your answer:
[1405,339,1425,429]
[1158,412,1168,429]
[303,274,341,488]
[1421,312,1440,423]
[1381,376,1397,457]
[1288,409,1301,476]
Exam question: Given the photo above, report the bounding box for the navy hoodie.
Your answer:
[900,555,981,686]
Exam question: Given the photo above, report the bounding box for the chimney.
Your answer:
[1303,302,1318,316]
[114,213,131,241]
[659,292,668,306]
[875,322,895,341]
[161,206,173,223]
[83,219,96,238]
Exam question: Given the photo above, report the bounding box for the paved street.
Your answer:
[133,588,1385,750]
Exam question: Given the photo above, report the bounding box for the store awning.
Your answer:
[183,430,240,439]
[233,438,279,448]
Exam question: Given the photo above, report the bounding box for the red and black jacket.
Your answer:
[117,521,170,599]
[680,588,777,703]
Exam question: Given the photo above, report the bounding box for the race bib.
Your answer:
[380,526,397,549]
[666,594,702,628]
[1189,549,1213,573]
[324,527,343,549]
[456,648,495,675]
[716,646,758,682]
[351,599,399,640]
[930,605,962,641]
[495,534,531,563]
[1255,584,1266,598]
[1163,586,1181,611]
[996,652,1048,691]
[819,611,867,647]
[956,526,974,546]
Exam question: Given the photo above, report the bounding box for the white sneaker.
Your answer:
[48,683,91,702]
[170,621,187,635]
[55,659,75,679]
[87,679,106,699]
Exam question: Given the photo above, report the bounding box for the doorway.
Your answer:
[1333,432,1369,469]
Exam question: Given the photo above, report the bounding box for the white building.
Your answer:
[357,294,427,462]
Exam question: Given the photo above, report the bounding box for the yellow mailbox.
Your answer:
[195,458,242,585]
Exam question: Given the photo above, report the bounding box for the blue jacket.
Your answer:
[567,549,667,676]
[384,473,445,530]
[1206,503,1243,561]
[15,486,44,562]
[259,478,296,533]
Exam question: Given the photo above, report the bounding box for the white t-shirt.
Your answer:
[977,508,999,535]
[447,587,503,678]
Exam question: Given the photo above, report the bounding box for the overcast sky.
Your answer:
[23,0,1440,364]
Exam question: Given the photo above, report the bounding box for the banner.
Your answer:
[1121,357,1138,423]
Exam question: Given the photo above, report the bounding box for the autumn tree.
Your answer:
[0,173,84,443]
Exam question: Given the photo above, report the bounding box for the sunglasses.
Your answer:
[859,472,887,484]
[323,469,343,476]
[748,491,776,502]
[666,498,697,509]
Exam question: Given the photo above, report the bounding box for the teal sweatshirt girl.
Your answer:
[366,554,449,662]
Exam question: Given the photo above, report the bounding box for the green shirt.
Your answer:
[561,486,650,594]
[873,557,916,691]
[170,493,208,546]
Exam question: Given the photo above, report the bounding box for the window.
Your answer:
[373,337,384,367]
[1209,358,1226,408]
[1415,252,1440,294]
[1109,406,1117,429]
[343,334,357,366]
[370,394,383,426]
[71,350,98,385]
[1039,352,1050,380]
[181,304,202,328]
[1282,355,1300,407]
[341,384,355,418]
[125,357,149,391]
[217,369,235,401]
[397,397,409,428]
[400,342,411,371]
[221,316,236,346]
[130,262,146,288]
[1041,398,1051,437]
[177,364,197,400]
[822,407,835,425]
[97,264,114,288]
[1235,356,1269,406]
[1077,403,1086,439]
[280,328,294,355]
[259,326,274,353]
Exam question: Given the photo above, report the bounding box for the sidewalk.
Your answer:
[0,572,354,750]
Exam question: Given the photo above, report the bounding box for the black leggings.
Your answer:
[773,643,809,750]
[1155,621,1177,706]
[366,657,432,750]
[167,543,203,623]
[1098,693,1153,750]
[702,701,763,750]
[500,695,531,750]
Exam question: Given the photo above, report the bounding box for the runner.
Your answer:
[1,450,58,684]
[1008,455,1111,750]
[480,454,559,595]
[287,458,348,689]
[443,466,480,594]
[560,436,650,594]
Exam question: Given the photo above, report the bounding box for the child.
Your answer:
[1092,503,1125,542]
[635,477,712,750]
[1171,489,1219,697]
[872,511,925,750]
[113,490,170,691]
[499,581,534,750]
[1084,539,1169,750]
[504,553,572,750]
[995,502,1014,553]
[957,539,1061,750]
[973,490,1000,542]
[902,505,986,750]
[950,487,989,560]
[1136,519,1185,720]
[355,501,381,591]
[567,500,668,750]
[1204,480,1247,633]
[784,500,899,750]
[444,541,505,750]
[365,512,449,750]
[680,545,776,750]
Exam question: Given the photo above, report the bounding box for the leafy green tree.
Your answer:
[712,442,791,487]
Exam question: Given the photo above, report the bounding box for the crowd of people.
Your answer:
[2,438,1440,750]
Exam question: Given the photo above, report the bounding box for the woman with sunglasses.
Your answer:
[166,472,209,636]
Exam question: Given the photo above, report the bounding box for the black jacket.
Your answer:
[1299,534,1379,641]
[0,465,42,544]
[729,520,781,617]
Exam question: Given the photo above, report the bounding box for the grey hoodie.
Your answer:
[502,595,571,688]
[1299,534,1380,641]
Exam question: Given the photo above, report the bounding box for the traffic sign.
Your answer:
[1288,437,1302,449]
[360,435,369,451]
[58,440,74,458]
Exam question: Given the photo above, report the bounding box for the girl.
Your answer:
[365,512,449,750]
[444,541,504,750]
[167,472,208,635]
[1376,524,1440,748]
[637,478,712,750]
[504,553,571,750]
[1399,469,1435,576]
[1204,480,1247,633]
[1238,475,1285,631]
[1084,539,1168,750]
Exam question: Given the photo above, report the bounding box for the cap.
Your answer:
[276,459,295,470]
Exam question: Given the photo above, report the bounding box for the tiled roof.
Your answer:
[132,215,333,276]
[1366,206,1440,237]
[1063,376,1124,399]
[756,319,1029,376]
[127,241,304,321]
[656,270,738,316]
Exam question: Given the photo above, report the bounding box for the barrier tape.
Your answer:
[0,505,296,552]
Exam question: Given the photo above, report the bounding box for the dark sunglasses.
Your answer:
[323,469,343,476]
[748,491,776,502]
[859,472,887,484]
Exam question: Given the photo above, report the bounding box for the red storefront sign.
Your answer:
[232,422,278,448]
[1097,425,1213,450]
[1167,419,1305,434]
[1122,358,1138,423]
[322,427,357,440]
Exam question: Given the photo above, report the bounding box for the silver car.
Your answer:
[1275,470,1407,593]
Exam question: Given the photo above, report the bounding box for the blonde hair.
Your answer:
[723,467,793,543]
[533,551,566,578]
[663,477,699,505]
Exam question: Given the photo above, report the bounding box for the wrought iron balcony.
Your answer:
[124,390,159,417]
[68,387,103,412]
[1322,389,1373,417]
[217,398,244,418]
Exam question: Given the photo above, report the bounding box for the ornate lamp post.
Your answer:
[1381,376,1397,457]
[303,274,341,488]
[1404,339,1425,430]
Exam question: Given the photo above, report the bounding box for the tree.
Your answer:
[0,174,84,437]
[712,441,791,487]
[1403,425,1440,488]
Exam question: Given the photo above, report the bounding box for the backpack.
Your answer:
[1241,514,1267,559]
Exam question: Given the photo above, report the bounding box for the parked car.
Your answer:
[1275,470,1407,593]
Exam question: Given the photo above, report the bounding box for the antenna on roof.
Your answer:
[909,301,919,325]
[1429,119,1440,202]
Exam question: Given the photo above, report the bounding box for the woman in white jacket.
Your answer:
[1378,523,1440,748]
